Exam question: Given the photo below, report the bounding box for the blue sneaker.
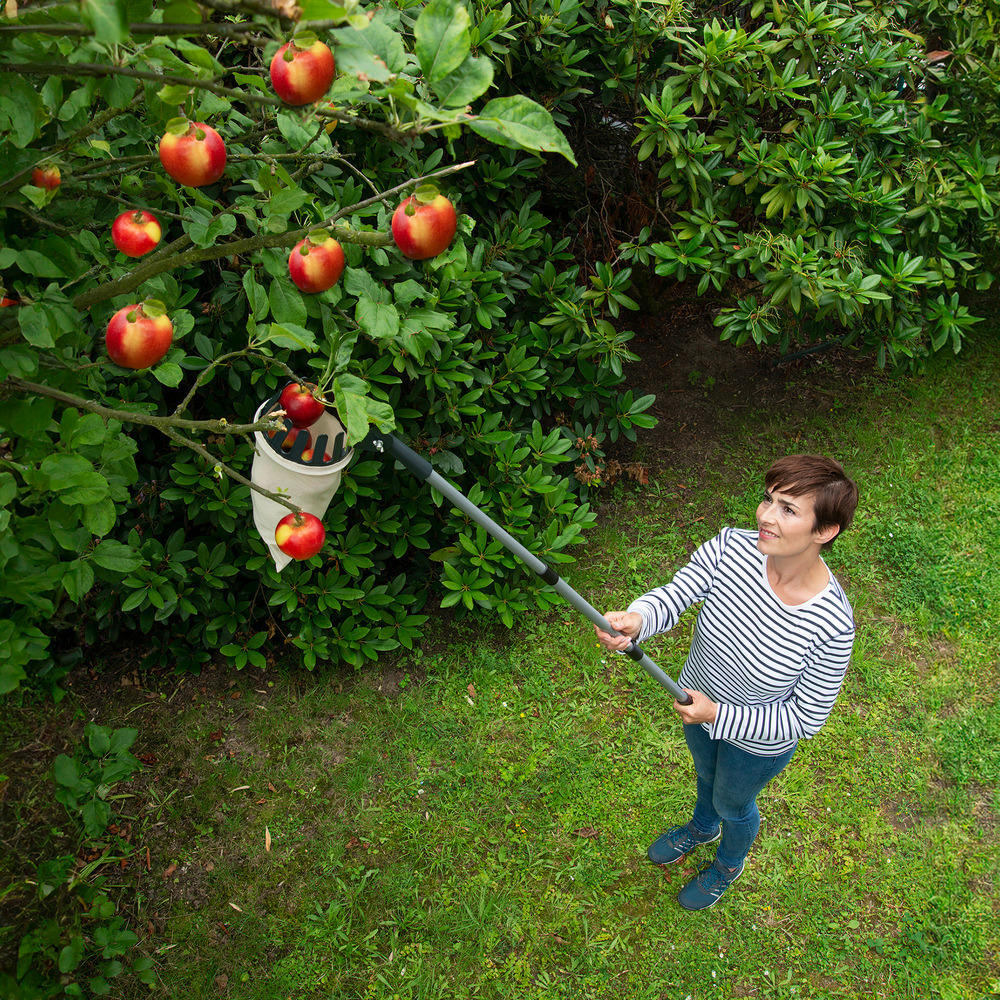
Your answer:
[677,858,745,910]
[647,822,722,865]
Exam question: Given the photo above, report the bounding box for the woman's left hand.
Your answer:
[673,688,718,725]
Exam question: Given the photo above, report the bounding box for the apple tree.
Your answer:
[0,0,657,694]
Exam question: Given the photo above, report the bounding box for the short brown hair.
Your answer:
[764,455,858,550]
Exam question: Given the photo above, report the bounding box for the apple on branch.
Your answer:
[112,210,162,258]
[31,166,61,191]
[392,187,458,260]
[279,382,326,428]
[275,511,326,560]
[158,118,227,188]
[270,35,335,106]
[105,300,173,370]
[288,232,345,293]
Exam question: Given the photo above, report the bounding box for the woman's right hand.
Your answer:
[594,611,643,652]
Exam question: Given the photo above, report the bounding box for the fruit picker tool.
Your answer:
[357,429,693,706]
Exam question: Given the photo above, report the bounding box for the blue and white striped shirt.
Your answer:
[628,527,855,755]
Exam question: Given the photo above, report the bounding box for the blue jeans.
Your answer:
[684,723,796,869]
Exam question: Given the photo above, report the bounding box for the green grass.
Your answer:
[3,335,1000,999]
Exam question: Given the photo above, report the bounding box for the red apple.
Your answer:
[268,426,311,452]
[391,193,458,260]
[158,119,227,187]
[105,300,173,369]
[300,448,333,463]
[112,210,162,257]
[270,38,335,106]
[275,511,326,560]
[31,166,61,190]
[279,382,326,428]
[288,233,345,294]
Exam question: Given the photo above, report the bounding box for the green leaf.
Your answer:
[40,454,109,499]
[18,304,57,348]
[90,539,144,574]
[414,0,471,83]
[243,270,268,320]
[0,78,44,147]
[332,375,371,445]
[276,111,318,150]
[86,722,112,756]
[152,362,184,387]
[332,18,407,75]
[63,560,96,604]
[470,96,577,165]
[108,727,138,753]
[70,413,110,448]
[53,754,79,788]
[59,938,84,974]
[299,0,347,18]
[80,0,128,45]
[432,54,494,108]
[82,498,116,537]
[265,323,318,351]
[161,0,201,22]
[268,187,311,216]
[356,298,399,340]
[269,280,308,326]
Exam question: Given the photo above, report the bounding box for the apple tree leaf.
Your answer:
[152,362,184,387]
[431,54,494,108]
[414,0,471,83]
[269,280,308,326]
[80,0,128,45]
[265,323,318,351]
[469,96,578,166]
[356,298,399,340]
[333,17,408,74]
[0,78,44,147]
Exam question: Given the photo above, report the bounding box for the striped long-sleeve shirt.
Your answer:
[627,527,855,755]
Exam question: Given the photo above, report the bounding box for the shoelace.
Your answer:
[698,862,739,893]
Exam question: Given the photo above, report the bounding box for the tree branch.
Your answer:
[3,376,303,512]
[0,21,268,40]
[4,62,405,139]
[162,426,300,513]
[5,377,277,435]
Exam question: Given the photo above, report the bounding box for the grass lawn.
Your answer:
[3,334,1000,999]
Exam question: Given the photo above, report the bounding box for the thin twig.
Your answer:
[161,426,300,513]
[4,62,404,139]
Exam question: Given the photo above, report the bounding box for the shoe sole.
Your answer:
[677,865,744,911]
[648,828,722,866]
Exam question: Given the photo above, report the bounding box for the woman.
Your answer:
[596,455,859,911]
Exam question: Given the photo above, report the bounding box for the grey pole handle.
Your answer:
[363,430,693,705]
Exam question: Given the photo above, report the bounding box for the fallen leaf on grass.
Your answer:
[229,902,243,913]
[467,684,476,698]
[573,827,599,839]
[162,863,177,878]
[267,782,276,792]
[265,826,272,852]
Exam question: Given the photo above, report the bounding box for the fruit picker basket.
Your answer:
[250,390,352,571]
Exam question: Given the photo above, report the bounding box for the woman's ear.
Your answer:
[815,523,840,545]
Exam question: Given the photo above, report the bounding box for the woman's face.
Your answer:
[755,485,827,557]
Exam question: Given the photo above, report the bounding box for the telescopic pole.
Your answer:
[362,430,692,706]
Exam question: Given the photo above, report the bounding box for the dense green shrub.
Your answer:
[0,0,655,692]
